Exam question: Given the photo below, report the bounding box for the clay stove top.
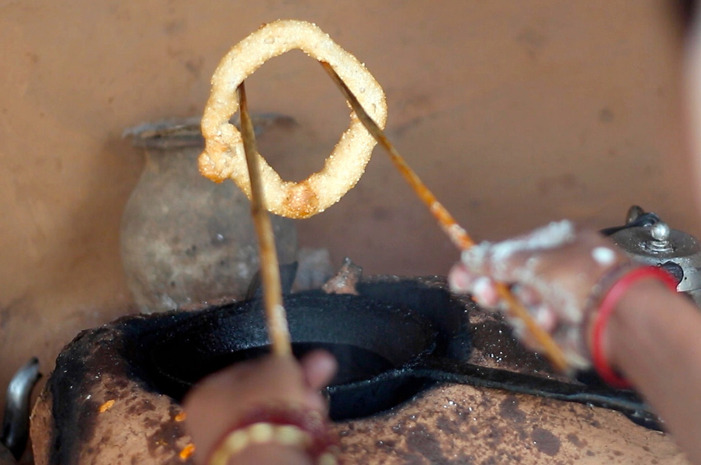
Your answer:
[29,276,688,465]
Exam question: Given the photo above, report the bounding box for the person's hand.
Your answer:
[183,351,337,464]
[448,220,632,368]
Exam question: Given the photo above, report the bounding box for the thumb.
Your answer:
[300,350,337,390]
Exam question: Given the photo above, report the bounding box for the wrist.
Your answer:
[587,266,678,388]
[603,277,679,371]
[206,405,338,465]
[233,443,315,465]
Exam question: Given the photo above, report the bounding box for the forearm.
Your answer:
[606,280,701,463]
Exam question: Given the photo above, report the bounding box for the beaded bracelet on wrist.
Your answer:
[207,405,339,465]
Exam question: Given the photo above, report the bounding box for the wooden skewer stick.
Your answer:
[320,61,570,373]
[238,82,293,357]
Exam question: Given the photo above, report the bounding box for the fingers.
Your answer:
[447,262,475,293]
[448,263,501,307]
[450,260,559,340]
[531,303,558,332]
[299,350,337,414]
[459,221,576,281]
[300,350,337,391]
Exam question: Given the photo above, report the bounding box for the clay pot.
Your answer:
[120,118,297,313]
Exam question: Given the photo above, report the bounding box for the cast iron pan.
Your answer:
[144,291,440,420]
[140,286,659,427]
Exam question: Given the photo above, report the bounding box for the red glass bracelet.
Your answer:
[591,266,678,389]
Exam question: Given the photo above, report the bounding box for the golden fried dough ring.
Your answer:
[199,19,388,219]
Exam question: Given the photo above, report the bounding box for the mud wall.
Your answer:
[0,1,693,411]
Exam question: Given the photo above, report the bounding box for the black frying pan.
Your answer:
[143,291,439,420]
[136,287,657,427]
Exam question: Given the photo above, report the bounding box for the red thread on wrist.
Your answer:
[591,266,677,388]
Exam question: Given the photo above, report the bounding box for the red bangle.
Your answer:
[207,405,339,465]
[591,266,678,389]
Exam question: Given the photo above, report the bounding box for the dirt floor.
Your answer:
[0,0,697,455]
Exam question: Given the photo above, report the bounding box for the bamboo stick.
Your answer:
[320,61,569,373]
[238,82,292,357]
